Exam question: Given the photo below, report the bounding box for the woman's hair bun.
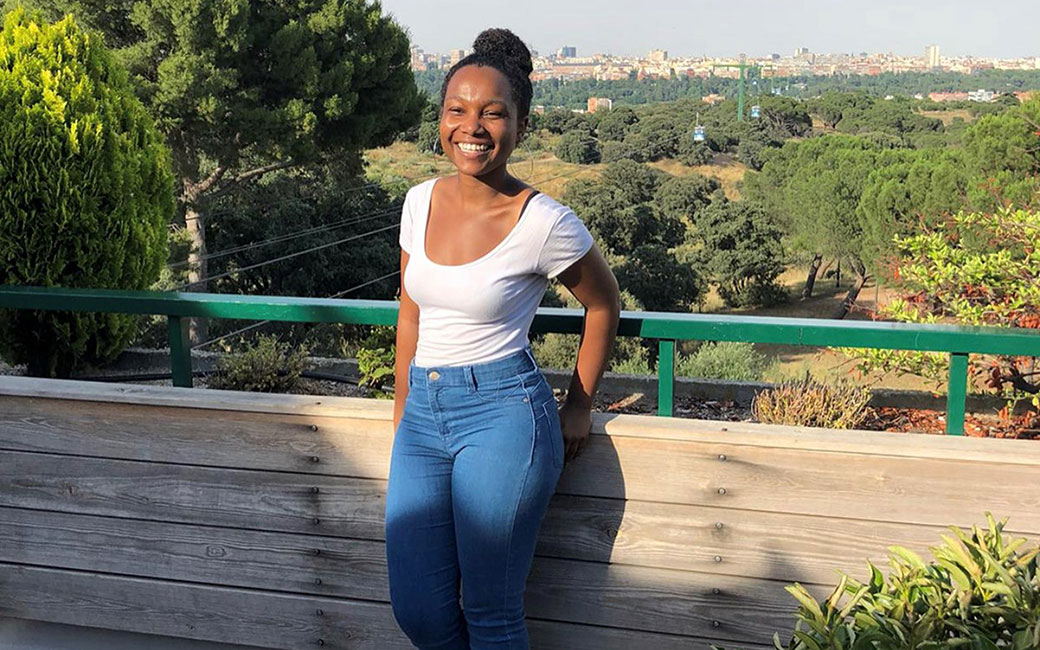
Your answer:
[472,28,533,77]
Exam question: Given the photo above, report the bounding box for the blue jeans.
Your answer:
[385,346,564,649]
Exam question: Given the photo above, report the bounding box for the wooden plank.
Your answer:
[0,450,386,540]
[0,562,410,650]
[0,377,390,421]
[526,557,806,644]
[555,436,1040,530]
[528,619,773,650]
[536,495,1040,583]
[0,562,758,650]
[0,507,390,601]
[0,395,393,479]
[4,379,1040,465]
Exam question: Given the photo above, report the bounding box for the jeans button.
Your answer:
[428,371,440,381]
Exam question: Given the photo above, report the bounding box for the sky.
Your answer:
[378,0,1040,60]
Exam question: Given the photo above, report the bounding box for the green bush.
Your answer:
[0,9,174,377]
[714,514,1040,650]
[355,325,395,398]
[752,374,871,429]
[532,332,580,370]
[677,342,770,381]
[607,337,655,376]
[610,348,654,376]
[207,335,309,393]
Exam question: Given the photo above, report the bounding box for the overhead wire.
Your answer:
[174,222,401,291]
[168,204,403,269]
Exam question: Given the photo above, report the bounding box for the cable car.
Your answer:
[750,105,761,119]
[693,125,706,142]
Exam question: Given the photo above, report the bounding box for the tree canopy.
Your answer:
[0,8,174,376]
[12,0,424,341]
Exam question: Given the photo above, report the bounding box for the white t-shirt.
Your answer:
[399,177,594,367]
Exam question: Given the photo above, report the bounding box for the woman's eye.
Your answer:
[484,112,502,117]
[448,107,463,114]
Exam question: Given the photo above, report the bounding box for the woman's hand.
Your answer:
[558,401,592,463]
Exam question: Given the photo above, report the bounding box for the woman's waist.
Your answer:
[410,343,539,386]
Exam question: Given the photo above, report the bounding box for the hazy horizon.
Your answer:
[380,0,1039,60]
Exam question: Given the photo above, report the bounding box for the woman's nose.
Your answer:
[462,113,486,134]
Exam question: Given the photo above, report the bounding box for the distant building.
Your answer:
[532,105,546,115]
[701,93,726,105]
[648,49,668,62]
[925,44,940,69]
[409,47,425,72]
[449,49,467,67]
[557,46,577,59]
[587,97,613,113]
[968,89,995,102]
[794,47,810,56]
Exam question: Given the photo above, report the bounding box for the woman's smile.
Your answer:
[456,141,494,157]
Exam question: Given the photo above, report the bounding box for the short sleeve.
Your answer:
[398,194,413,254]
[538,209,594,279]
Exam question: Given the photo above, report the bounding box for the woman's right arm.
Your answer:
[393,249,419,433]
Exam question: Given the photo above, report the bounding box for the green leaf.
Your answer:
[786,583,825,621]
[889,545,927,571]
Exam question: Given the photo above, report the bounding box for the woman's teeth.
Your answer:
[458,143,492,152]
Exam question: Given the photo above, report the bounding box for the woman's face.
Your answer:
[440,65,527,179]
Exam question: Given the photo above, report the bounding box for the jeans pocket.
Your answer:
[540,399,564,469]
[472,373,528,403]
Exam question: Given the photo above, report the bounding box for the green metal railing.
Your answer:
[3,285,1040,435]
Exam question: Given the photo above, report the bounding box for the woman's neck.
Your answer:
[453,167,523,206]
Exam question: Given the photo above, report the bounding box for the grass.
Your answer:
[919,109,976,126]
[649,153,747,200]
[364,137,748,201]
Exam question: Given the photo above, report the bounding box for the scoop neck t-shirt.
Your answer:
[399,177,595,367]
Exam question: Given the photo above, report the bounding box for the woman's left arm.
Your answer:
[554,242,621,462]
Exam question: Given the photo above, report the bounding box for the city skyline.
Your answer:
[380,0,1040,60]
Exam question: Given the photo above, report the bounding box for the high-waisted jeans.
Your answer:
[385,346,564,649]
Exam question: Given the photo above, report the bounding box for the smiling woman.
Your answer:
[386,26,621,650]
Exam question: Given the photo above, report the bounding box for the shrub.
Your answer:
[208,335,309,393]
[355,325,395,398]
[677,342,770,382]
[0,9,175,377]
[847,207,1040,410]
[608,338,655,376]
[752,375,871,429]
[531,332,579,370]
[713,514,1040,650]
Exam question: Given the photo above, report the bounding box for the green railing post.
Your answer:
[946,352,969,436]
[657,339,676,417]
[167,315,192,388]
